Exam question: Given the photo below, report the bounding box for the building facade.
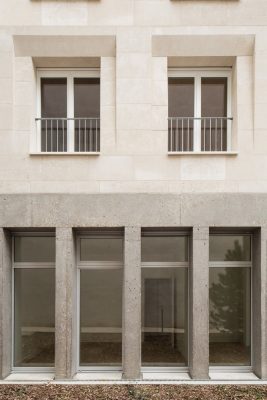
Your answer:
[0,0,267,381]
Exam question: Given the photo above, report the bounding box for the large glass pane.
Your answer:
[14,268,55,367]
[210,235,251,262]
[80,237,123,262]
[80,268,122,366]
[142,235,188,262]
[74,78,100,152]
[201,77,227,151]
[14,236,55,263]
[142,267,188,366]
[209,267,251,365]
[41,78,67,152]
[168,78,194,151]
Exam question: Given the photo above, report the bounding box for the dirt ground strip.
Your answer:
[0,385,267,400]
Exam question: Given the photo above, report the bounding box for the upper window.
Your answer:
[168,69,232,153]
[36,70,100,153]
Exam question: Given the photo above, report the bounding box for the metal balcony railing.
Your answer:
[168,117,233,152]
[35,117,100,153]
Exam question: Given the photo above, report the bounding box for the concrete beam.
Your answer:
[122,227,142,380]
[0,229,12,379]
[55,228,76,380]
[189,227,209,379]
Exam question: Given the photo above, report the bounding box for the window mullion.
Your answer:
[194,74,201,151]
[68,74,74,152]
[194,74,201,152]
[227,75,232,151]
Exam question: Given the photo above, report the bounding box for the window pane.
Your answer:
[14,269,55,367]
[201,78,227,151]
[80,269,122,366]
[168,78,194,118]
[142,236,188,262]
[168,78,194,152]
[201,78,227,118]
[74,78,100,118]
[209,267,251,365]
[14,236,55,263]
[74,78,100,152]
[142,267,188,366]
[41,78,67,152]
[80,238,123,262]
[210,235,251,262]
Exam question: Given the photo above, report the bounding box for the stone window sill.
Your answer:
[30,152,100,156]
[168,151,238,156]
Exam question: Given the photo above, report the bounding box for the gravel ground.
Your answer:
[0,385,267,400]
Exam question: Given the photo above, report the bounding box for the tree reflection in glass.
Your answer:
[209,241,251,365]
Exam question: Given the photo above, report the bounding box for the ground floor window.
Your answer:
[13,234,55,368]
[141,231,189,367]
[209,234,252,366]
[78,231,123,368]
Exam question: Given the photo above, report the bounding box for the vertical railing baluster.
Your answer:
[79,119,81,152]
[90,119,92,152]
[85,119,87,152]
[57,119,59,152]
[187,118,190,151]
[181,118,184,151]
[221,118,223,151]
[209,118,212,151]
[51,120,53,152]
[169,118,173,151]
[176,118,178,151]
[203,118,206,151]
[215,118,217,151]
[62,119,64,152]
[175,117,178,152]
[96,119,98,152]
[46,119,48,152]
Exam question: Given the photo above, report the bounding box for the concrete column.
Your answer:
[252,228,267,379]
[0,229,12,379]
[55,228,77,380]
[189,227,209,380]
[122,227,142,380]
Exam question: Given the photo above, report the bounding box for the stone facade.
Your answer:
[0,0,267,381]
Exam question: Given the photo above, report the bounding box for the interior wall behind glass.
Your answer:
[80,237,123,262]
[80,268,122,366]
[14,268,55,367]
[14,236,55,263]
[209,267,251,366]
[141,267,188,366]
[142,235,188,262]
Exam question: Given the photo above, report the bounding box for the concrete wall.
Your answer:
[0,193,266,379]
[0,1,266,194]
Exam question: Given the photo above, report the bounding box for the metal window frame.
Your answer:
[36,68,100,153]
[76,234,123,372]
[168,68,232,152]
[11,232,55,373]
[141,233,190,372]
[209,233,253,372]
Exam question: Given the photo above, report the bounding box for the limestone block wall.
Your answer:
[0,1,266,194]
